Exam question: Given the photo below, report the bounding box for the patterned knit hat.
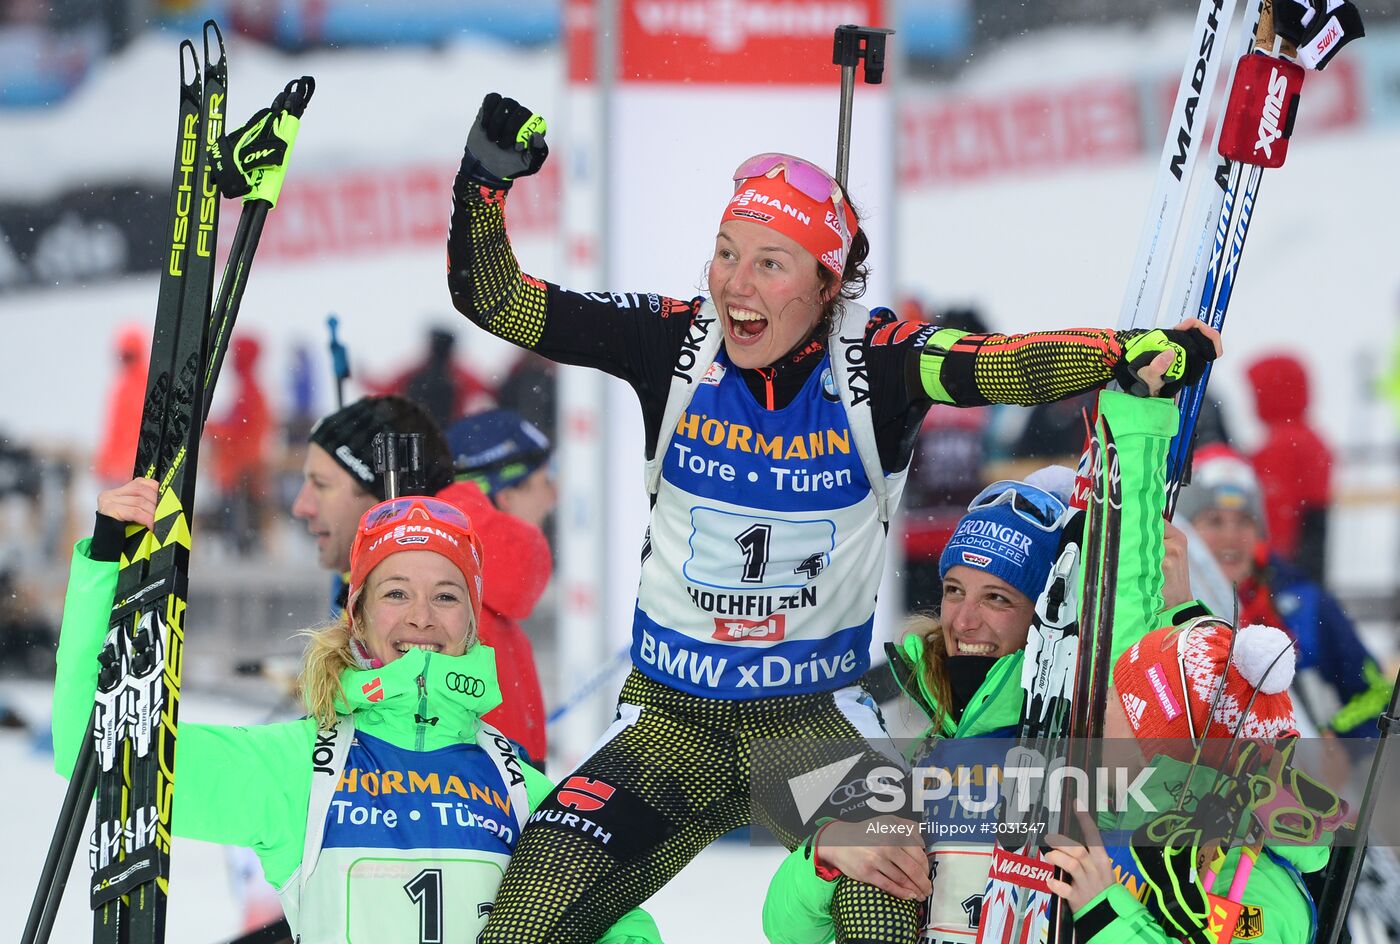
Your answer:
[1114,619,1298,742]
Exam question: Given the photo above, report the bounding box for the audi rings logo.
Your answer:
[446,673,486,697]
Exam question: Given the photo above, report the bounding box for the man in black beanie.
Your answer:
[292,395,454,609]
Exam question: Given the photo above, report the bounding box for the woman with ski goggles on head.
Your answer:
[51,482,662,944]
[763,385,1206,944]
[448,91,1222,944]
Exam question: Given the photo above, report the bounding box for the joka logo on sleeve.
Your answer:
[557,776,616,812]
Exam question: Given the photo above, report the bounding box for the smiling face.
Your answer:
[939,566,1037,658]
[1190,506,1261,584]
[707,220,834,370]
[292,444,378,573]
[353,550,477,666]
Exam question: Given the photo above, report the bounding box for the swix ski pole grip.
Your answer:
[1219,4,1304,167]
[1217,54,1304,167]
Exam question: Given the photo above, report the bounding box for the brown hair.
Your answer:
[905,612,957,736]
[813,184,871,340]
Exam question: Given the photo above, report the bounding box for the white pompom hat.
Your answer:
[1114,619,1297,742]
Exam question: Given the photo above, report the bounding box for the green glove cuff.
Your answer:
[246,111,300,206]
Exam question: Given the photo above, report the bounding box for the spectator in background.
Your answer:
[443,408,556,767]
[368,325,494,430]
[1247,352,1332,582]
[1177,446,1390,737]
[496,350,557,444]
[205,335,274,555]
[94,323,148,485]
[899,303,994,611]
[291,395,455,613]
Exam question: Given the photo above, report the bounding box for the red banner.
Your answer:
[620,0,884,85]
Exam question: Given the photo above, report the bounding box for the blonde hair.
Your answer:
[905,612,957,736]
[296,589,480,731]
[299,614,358,730]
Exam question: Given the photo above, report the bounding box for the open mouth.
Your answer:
[955,640,998,656]
[394,642,442,654]
[727,306,769,344]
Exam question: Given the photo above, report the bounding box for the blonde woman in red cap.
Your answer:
[448,93,1223,943]
[1041,618,1335,943]
[50,478,661,944]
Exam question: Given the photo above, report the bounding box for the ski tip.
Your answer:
[203,20,227,72]
[179,39,199,88]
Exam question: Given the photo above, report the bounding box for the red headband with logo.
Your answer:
[722,154,858,277]
[348,497,484,625]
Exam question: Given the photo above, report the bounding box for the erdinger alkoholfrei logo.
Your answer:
[557,776,615,812]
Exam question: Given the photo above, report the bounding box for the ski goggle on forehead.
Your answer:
[967,480,1069,532]
[733,152,843,205]
[360,496,474,536]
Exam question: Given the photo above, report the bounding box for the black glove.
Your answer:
[1275,0,1364,69]
[1113,327,1218,398]
[460,93,548,189]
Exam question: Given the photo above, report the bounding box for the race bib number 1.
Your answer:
[347,858,503,944]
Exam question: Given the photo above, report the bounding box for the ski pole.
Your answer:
[327,314,350,410]
[373,431,422,501]
[20,730,97,944]
[830,24,892,189]
[1318,665,1400,944]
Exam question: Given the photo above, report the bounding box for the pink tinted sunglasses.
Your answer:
[732,152,843,205]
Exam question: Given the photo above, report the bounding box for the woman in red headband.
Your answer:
[50,479,661,944]
[448,93,1222,944]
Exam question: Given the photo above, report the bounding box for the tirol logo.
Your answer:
[988,848,1054,893]
[713,614,786,641]
[362,677,384,703]
[557,776,615,812]
[960,551,993,568]
[1254,66,1291,160]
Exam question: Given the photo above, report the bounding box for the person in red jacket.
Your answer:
[1246,352,1333,581]
[205,335,275,554]
[444,408,557,768]
[94,324,149,485]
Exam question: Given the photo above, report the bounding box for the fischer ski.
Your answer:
[22,24,314,944]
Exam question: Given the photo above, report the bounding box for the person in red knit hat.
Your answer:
[440,408,557,770]
[1043,619,1334,944]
